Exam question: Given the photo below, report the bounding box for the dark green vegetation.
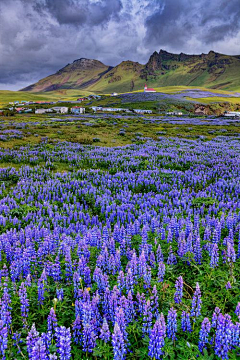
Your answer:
[21,50,240,93]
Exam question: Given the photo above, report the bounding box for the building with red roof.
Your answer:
[144,84,156,93]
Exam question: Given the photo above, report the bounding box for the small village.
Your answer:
[1,84,240,118]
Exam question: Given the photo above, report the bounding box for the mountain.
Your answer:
[23,58,112,92]
[21,50,240,93]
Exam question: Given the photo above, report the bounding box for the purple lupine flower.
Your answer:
[194,237,202,264]
[117,270,125,293]
[151,285,159,319]
[156,244,164,262]
[47,308,58,340]
[235,303,240,320]
[167,307,177,341]
[232,322,240,347]
[115,307,128,348]
[73,272,80,298]
[73,315,82,345]
[37,277,47,306]
[237,231,240,259]
[225,281,232,290]
[112,322,126,360]
[26,323,39,359]
[157,262,165,283]
[31,338,48,360]
[82,302,97,353]
[1,282,12,328]
[148,313,166,359]
[125,291,135,323]
[56,288,64,301]
[12,331,22,354]
[142,300,152,336]
[198,318,211,353]
[143,266,152,288]
[214,314,233,360]
[167,246,177,265]
[210,244,219,268]
[136,292,145,315]
[212,307,221,328]
[100,318,110,343]
[138,251,147,278]
[56,326,71,360]
[181,311,192,333]
[65,249,73,283]
[19,282,29,324]
[125,268,134,293]
[0,320,8,360]
[227,241,236,264]
[174,276,183,304]
[191,282,202,321]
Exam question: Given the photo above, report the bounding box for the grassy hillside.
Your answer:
[22,59,111,93]
[0,89,94,107]
[19,50,240,94]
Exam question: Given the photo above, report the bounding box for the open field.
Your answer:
[0,113,240,150]
[0,112,239,359]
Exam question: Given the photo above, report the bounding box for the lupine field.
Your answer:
[0,133,240,359]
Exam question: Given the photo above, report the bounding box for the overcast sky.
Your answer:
[0,0,240,90]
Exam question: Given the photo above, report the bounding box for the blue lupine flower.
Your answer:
[214,314,233,360]
[56,326,71,360]
[0,320,8,360]
[100,318,110,343]
[148,313,166,359]
[19,282,29,324]
[167,307,177,341]
[210,244,219,268]
[198,317,211,353]
[157,262,165,283]
[181,311,192,333]
[112,322,126,360]
[142,300,152,336]
[191,282,202,321]
[174,276,183,304]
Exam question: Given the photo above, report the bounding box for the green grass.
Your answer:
[0,113,240,150]
[186,96,240,105]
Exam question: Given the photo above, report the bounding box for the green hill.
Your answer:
[21,50,240,93]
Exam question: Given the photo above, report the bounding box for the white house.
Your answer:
[167,111,183,116]
[52,107,68,114]
[134,109,153,114]
[35,109,53,114]
[71,107,85,114]
[224,111,240,118]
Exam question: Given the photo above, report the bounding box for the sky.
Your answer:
[0,0,240,90]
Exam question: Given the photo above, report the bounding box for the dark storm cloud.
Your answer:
[0,0,240,90]
[145,0,240,51]
[34,0,122,26]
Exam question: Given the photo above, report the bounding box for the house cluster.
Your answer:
[91,106,152,114]
[35,106,85,114]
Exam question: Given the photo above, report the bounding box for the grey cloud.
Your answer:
[144,0,240,51]
[35,0,122,26]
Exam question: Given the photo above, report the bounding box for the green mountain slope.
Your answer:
[21,50,240,93]
[22,58,112,92]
